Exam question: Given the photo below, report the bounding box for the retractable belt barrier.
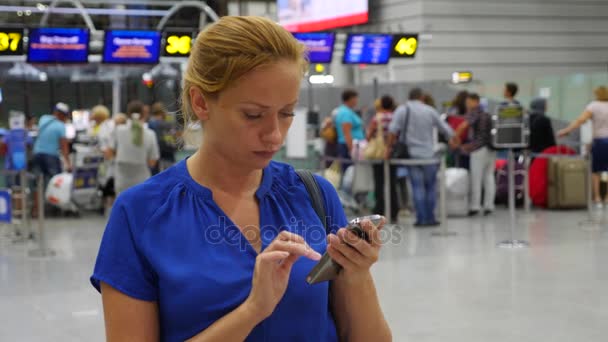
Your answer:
[0,169,55,256]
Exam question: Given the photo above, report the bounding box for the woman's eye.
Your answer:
[244,113,262,120]
[281,112,295,118]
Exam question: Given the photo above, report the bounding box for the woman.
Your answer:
[528,97,556,154]
[108,100,159,194]
[558,86,608,207]
[89,105,111,138]
[366,95,399,222]
[91,16,391,342]
[334,89,365,167]
[89,105,116,214]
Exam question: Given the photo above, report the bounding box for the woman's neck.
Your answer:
[187,145,262,197]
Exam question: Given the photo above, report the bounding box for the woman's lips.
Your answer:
[253,150,278,159]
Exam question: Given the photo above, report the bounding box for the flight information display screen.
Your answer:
[103,30,161,64]
[343,33,393,65]
[27,28,89,63]
[293,32,335,63]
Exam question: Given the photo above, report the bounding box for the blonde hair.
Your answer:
[181,16,308,126]
[374,98,382,112]
[91,105,110,122]
[595,86,608,102]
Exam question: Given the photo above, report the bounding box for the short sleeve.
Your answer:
[585,101,596,114]
[90,199,158,301]
[313,174,348,234]
[108,129,117,150]
[389,106,406,134]
[147,130,160,161]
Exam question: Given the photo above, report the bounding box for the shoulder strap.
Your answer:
[38,116,56,136]
[402,105,411,140]
[296,170,329,234]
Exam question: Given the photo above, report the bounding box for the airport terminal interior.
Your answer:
[1,0,608,341]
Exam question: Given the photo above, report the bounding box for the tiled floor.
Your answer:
[1,208,607,341]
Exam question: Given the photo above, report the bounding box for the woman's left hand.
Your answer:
[326,217,386,280]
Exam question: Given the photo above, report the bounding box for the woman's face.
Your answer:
[191,60,301,169]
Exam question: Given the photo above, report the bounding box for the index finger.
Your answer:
[360,217,385,246]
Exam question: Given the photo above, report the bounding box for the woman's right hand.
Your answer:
[244,231,321,320]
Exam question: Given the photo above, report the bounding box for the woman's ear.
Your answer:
[189,87,210,121]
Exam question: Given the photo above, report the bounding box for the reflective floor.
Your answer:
[1,208,607,341]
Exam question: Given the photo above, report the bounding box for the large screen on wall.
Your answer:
[293,32,335,63]
[27,28,89,63]
[103,30,161,64]
[278,0,368,32]
[343,34,393,65]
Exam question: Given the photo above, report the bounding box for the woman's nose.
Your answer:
[261,114,283,147]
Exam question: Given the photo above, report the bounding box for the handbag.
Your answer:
[363,113,386,160]
[322,161,342,189]
[320,118,337,144]
[391,105,411,159]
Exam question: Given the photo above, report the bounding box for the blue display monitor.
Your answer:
[293,32,335,64]
[103,30,161,64]
[343,33,393,65]
[27,28,89,63]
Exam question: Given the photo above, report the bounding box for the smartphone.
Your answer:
[306,214,384,285]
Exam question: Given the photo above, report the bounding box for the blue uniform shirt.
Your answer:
[91,160,348,341]
[33,115,66,157]
[334,105,365,144]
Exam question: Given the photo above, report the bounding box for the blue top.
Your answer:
[91,159,348,342]
[334,105,365,144]
[33,115,66,157]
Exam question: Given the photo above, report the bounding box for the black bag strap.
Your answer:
[296,170,329,234]
[402,104,411,141]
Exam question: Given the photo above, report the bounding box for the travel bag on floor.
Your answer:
[547,157,588,209]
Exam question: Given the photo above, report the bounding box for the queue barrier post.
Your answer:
[28,173,55,258]
[497,149,530,249]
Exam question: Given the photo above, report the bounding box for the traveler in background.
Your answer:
[320,108,339,168]
[502,82,520,105]
[89,105,112,138]
[335,89,365,167]
[446,91,469,168]
[448,91,468,117]
[141,103,151,125]
[558,86,608,206]
[108,100,159,194]
[528,97,556,154]
[32,102,73,184]
[89,105,116,215]
[387,88,455,227]
[422,92,436,109]
[367,95,399,222]
[148,102,177,174]
[453,93,495,216]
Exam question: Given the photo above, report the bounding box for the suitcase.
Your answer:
[445,168,469,216]
[495,159,526,207]
[547,158,587,209]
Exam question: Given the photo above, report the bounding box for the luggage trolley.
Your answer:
[70,143,105,213]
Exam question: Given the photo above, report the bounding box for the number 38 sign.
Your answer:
[0,28,24,56]
[163,32,194,57]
